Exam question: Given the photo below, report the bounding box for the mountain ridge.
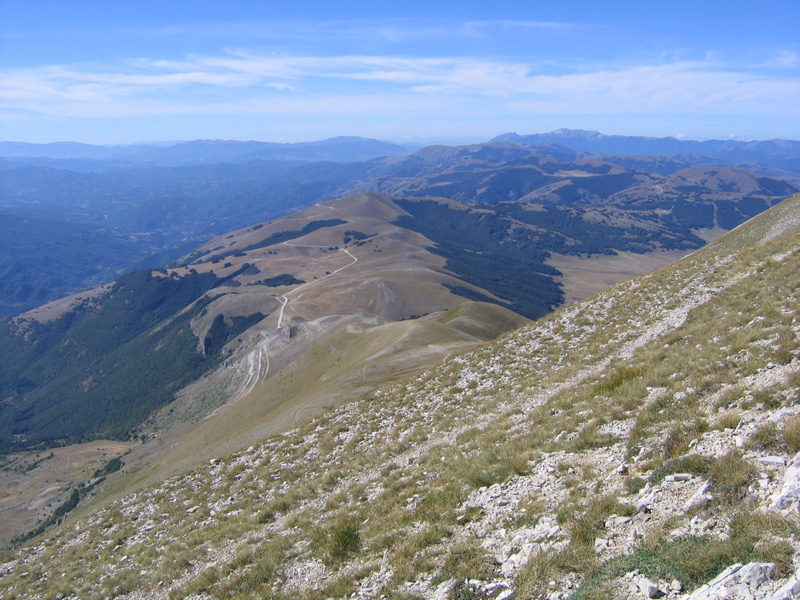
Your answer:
[0,136,411,167]
[2,136,798,318]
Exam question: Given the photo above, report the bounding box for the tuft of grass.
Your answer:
[570,509,796,599]
[755,538,794,577]
[784,416,800,452]
[662,419,708,459]
[591,366,643,395]
[314,516,361,563]
[625,476,647,495]
[562,494,634,549]
[748,422,786,453]
[570,420,620,452]
[711,411,742,431]
[415,483,464,525]
[442,542,495,581]
[709,450,756,503]
[516,545,596,599]
[649,454,713,486]
[713,388,741,411]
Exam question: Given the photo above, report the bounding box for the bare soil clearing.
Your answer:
[0,440,133,547]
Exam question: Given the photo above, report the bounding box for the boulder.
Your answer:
[638,577,663,598]
[771,451,800,510]
[766,572,800,600]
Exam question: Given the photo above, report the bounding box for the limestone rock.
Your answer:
[638,577,663,598]
[766,572,800,600]
[771,451,800,510]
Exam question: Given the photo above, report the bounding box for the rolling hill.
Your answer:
[0,193,543,456]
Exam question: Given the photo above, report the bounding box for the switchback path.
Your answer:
[276,243,358,328]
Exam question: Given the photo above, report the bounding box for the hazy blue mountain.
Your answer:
[0,136,409,168]
[492,129,800,157]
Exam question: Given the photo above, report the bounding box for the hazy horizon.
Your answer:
[1,1,799,144]
[2,128,799,149]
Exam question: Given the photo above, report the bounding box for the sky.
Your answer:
[1,0,799,145]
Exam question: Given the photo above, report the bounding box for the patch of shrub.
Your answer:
[649,454,713,485]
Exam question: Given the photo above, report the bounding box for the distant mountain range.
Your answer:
[493,129,800,183]
[493,128,800,158]
[4,129,800,173]
[0,136,412,170]
[1,135,799,318]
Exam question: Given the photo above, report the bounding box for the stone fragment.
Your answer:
[687,562,778,600]
[684,481,712,510]
[730,582,755,600]
[771,451,800,510]
[638,577,662,598]
[766,573,800,600]
[737,562,775,587]
[768,407,795,423]
[637,490,657,512]
[759,456,787,466]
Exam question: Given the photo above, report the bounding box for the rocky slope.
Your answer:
[2,194,800,600]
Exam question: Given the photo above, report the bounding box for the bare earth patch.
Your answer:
[0,440,134,549]
[547,249,690,306]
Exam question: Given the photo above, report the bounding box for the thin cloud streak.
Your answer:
[1,52,798,120]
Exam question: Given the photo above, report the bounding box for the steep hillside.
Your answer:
[0,160,377,316]
[2,195,799,599]
[4,184,743,460]
[0,193,538,544]
[0,194,521,455]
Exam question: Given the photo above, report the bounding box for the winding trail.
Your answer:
[230,196,365,400]
[276,244,358,328]
[230,235,359,402]
[231,333,271,404]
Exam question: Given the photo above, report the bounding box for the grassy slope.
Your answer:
[98,302,528,497]
[2,195,798,598]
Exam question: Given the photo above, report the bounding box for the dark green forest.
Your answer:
[394,200,563,319]
[393,198,711,320]
[0,269,263,454]
[250,274,305,287]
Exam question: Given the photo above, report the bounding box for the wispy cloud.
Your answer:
[758,50,799,70]
[460,20,589,36]
[1,52,798,121]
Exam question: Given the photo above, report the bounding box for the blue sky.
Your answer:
[1,1,798,144]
